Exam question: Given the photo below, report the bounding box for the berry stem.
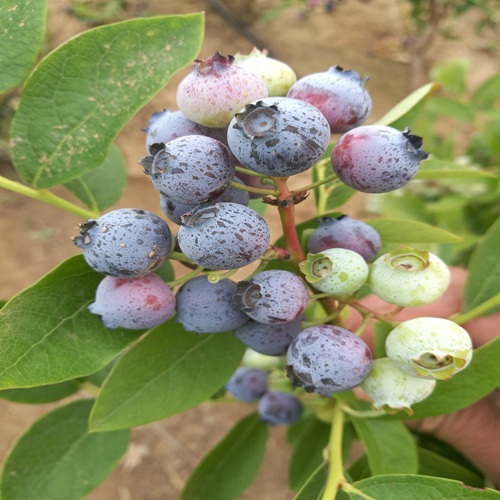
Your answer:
[167,266,204,288]
[322,398,346,500]
[348,301,400,328]
[235,166,273,179]
[340,405,386,419]
[275,177,306,264]
[302,304,345,328]
[291,174,341,196]
[168,251,199,266]
[0,175,99,219]
[449,291,500,325]
[230,180,277,196]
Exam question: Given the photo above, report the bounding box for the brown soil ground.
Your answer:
[0,1,498,499]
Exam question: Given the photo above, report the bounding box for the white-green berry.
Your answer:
[368,246,450,307]
[299,248,369,297]
[360,357,436,414]
[234,48,297,97]
[385,317,473,380]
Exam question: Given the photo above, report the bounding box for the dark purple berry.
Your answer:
[225,366,268,402]
[330,125,428,193]
[177,202,270,270]
[176,51,268,128]
[235,270,309,324]
[234,317,303,356]
[227,97,331,176]
[88,275,175,329]
[73,208,172,278]
[287,65,371,133]
[140,135,235,205]
[307,215,381,261]
[175,275,249,333]
[286,325,372,397]
[258,391,303,425]
[159,176,249,225]
[144,109,229,151]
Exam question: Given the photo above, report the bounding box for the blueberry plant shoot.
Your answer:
[1,5,500,500]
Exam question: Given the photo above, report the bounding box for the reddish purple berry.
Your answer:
[287,65,372,133]
[307,215,381,261]
[176,51,268,128]
[89,275,176,329]
[330,125,428,193]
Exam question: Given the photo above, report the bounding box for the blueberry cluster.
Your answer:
[73,48,472,422]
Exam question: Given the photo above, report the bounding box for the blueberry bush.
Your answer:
[1,4,500,499]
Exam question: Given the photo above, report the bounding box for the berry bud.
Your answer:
[385,317,473,380]
[360,357,436,414]
[368,246,450,307]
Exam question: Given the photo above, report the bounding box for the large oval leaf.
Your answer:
[0,0,48,93]
[0,255,144,389]
[349,474,500,499]
[10,13,204,188]
[0,399,129,500]
[89,322,246,431]
[181,412,268,500]
[0,381,80,404]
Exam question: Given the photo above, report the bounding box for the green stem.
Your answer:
[340,405,386,419]
[205,268,239,282]
[275,177,306,264]
[322,399,345,500]
[302,304,345,328]
[348,301,400,328]
[0,175,99,219]
[450,292,500,325]
[292,175,341,196]
[167,266,204,288]
[168,251,198,266]
[235,165,272,179]
[341,483,377,500]
[230,180,277,196]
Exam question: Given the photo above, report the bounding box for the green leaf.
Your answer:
[464,217,500,314]
[0,380,80,404]
[289,415,331,491]
[366,218,462,244]
[64,143,126,212]
[415,158,496,180]
[0,400,129,500]
[404,337,500,419]
[376,82,440,126]
[0,255,144,389]
[379,194,433,223]
[89,322,246,431]
[350,415,418,475]
[153,258,175,282]
[181,412,267,500]
[472,73,500,110]
[430,59,470,96]
[349,474,500,499]
[294,462,327,500]
[425,96,474,122]
[324,184,356,212]
[0,0,48,93]
[347,454,371,482]
[10,13,204,188]
[417,447,484,487]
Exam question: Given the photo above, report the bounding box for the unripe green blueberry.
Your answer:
[368,246,450,307]
[299,248,369,297]
[234,48,297,97]
[385,317,473,380]
[360,357,436,414]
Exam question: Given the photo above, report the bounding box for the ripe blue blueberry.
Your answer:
[225,366,268,402]
[159,176,249,225]
[258,391,303,425]
[286,325,372,397]
[227,97,331,177]
[330,125,428,193]
[175,275,249,333]
[235,270,309,324]
[73,208,172,278]
[88,274,176,329]
[234,317,303,356]
[140,135,235,205]
[307,215,381,261]
[287,65,372,133]
[177,202,270,270]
